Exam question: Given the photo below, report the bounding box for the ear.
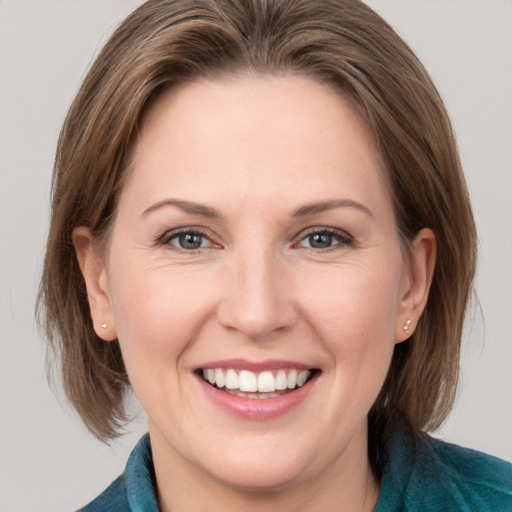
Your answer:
[395,228,436,343]
[72,227,117,341]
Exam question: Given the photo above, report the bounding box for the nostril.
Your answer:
[216,302,296,340]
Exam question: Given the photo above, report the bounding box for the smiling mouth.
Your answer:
[198,368,318,399]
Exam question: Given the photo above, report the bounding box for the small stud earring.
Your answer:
[101,323,108,329]
[403,319,411,335]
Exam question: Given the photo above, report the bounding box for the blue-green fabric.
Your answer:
[374,432,512,511]
[77,435,158,512]
[78,432,512,511]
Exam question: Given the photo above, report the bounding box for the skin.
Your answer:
[74,75,435,511]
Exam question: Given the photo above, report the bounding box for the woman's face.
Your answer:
[77,76,433,493]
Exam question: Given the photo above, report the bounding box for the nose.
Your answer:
[216,248,296,340]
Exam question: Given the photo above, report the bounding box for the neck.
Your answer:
[150,421,380,512]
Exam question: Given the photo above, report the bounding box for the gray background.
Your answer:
[1,1,511,510]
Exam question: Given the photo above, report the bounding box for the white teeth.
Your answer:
[257,371,276,392]
[275,370,288,391]
[287,369,297,389]
[201,367,313,395]
[215,368,225,388]
[239,370,258,392]
[297,370,309,387]
[225,369,238,390]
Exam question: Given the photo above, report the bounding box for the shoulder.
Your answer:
[76,434,159,512]
[377,430,512,511]
[77,475,128,512]
[424,434,512,497]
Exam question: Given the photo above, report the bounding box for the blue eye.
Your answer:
[298,229,352,250]
[309,232,334,249]
[159,229,213,250]
[174,233,206,250]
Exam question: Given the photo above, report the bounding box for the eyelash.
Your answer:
[156,226,353,252]
[295,227,353,251]
[157,227,216,252]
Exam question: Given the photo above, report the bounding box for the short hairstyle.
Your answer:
[39,0,476,441]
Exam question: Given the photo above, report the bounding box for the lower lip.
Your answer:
[196,373,318,420]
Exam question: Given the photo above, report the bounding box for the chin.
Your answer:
[205,453,309,492]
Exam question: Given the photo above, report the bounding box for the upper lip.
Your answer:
[196,359,316,372]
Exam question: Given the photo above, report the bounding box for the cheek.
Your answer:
[107,259,218,368]
[290,261,402,430]
[298,261,402,346]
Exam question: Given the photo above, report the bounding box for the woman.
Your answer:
[38,0,512,510]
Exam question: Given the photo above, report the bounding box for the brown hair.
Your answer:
[39,0,476,441]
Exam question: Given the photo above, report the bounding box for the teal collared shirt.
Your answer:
[78,432,512,511]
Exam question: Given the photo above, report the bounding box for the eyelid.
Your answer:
[156,226,220,250]
[294,226,354,249]
[155,225,352,252]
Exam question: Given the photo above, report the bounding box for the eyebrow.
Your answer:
[142,199,221,218]
[292,199,373,218]
[142,198,373,219]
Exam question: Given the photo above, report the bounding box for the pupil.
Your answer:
[310,233,332,248]
[179,233,202,249]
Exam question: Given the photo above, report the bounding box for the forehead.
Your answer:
[121,75,390,216]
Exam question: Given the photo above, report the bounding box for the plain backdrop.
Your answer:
[1,1,511,510]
